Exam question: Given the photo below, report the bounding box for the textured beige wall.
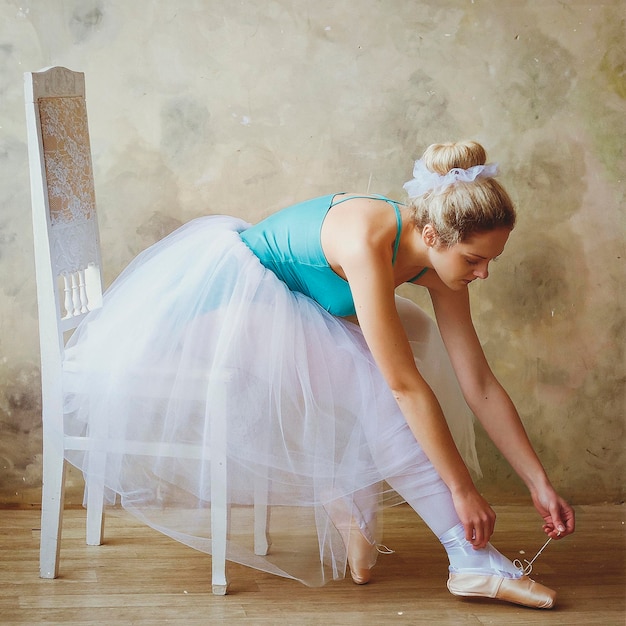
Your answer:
[0,0,623,507]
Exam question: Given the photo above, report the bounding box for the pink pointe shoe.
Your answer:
[323,499,382,584]
[447,572,556,609]
[337,522,378,585]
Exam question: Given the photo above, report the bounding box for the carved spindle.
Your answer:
[71,272,81,316]
[62,274,72,319]
[77,269,89,313]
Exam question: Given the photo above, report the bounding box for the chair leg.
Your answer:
[210,376,229,595]
[39,443,66,579]
[254,474,271,556]
[85,450,106,545]
[211,458,229,595]
[211,501,229,594]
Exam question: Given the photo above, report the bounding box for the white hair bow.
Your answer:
[403,159,499,198]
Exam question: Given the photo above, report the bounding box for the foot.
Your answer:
[324,502,377,584]
[447,572,556,609]
[342,526,377,584]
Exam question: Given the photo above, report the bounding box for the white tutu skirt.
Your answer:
[63,215,479,586]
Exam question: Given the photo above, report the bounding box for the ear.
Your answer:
[421,224,439,248]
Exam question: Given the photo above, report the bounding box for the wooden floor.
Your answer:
[0,504,623,625]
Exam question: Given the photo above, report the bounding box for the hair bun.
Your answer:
[422,141,487,175]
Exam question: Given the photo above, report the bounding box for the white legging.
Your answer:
[341,436,521,579]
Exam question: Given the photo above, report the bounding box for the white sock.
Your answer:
[439,522,522,579]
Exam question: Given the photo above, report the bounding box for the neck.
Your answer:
[396,210,431,279]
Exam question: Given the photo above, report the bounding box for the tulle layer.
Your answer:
[62,215,479,586]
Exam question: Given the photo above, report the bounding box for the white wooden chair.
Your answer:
[24,66,270,595]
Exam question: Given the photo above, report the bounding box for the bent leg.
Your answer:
[380,430,522,578]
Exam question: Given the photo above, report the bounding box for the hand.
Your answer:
[531,486,575,540]
[451,487,497,549]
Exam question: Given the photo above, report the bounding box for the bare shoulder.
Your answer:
[325,195,396,230]
[322,195,398,266]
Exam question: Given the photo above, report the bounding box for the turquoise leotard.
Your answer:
[240,193,428,317]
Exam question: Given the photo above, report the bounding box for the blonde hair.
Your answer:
[409,141,516,245]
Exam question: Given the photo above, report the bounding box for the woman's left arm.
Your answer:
[429,285,575,539]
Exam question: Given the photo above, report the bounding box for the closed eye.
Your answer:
[467,255,500,265]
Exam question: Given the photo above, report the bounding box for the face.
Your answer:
[424,227,511,290]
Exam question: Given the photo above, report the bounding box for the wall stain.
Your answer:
[160,98,212,166]
[69,2,104,44]
[0,364,42,503]
[136,211,183,244]
[488,230,584,330]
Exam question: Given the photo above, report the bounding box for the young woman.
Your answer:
[64,140,574,608]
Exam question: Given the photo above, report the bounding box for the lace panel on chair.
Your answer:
[39,96,99,276]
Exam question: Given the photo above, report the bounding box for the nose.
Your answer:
[474,263,489,280]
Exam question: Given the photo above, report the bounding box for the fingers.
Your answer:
[550,509,566,536]
[453,490,496,549]
[473,531,488,549]
[533,488,576,540]
[464,515,495,549]
[465,523,485,549]
[563,505,576,534]
[543,502,576,539]
[543,523,563,539]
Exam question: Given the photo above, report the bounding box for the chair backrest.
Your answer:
[25,66,104,337]
[25,66,104,416]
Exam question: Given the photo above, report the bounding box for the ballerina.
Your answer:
[64,140,575,608]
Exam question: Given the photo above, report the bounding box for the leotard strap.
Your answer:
[408,267,429,283]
